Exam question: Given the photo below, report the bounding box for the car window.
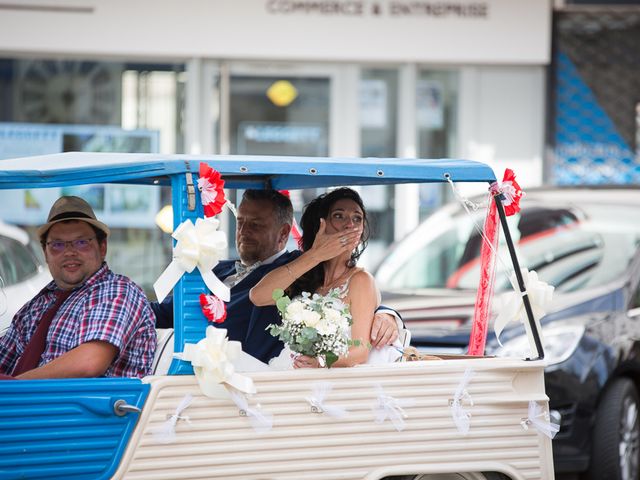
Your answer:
[0,235,40,287]
[379,201,640,294]
[386,223,468,289]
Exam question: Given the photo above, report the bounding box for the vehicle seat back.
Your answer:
[152,328,174,375]
[399,327,412,349]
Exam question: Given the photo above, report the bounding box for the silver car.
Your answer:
[0,220,51,334]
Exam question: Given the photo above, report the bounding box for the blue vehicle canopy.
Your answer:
[0,152,497,189]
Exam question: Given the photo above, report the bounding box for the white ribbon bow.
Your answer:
[153,217,230,303]
[372,384,415,432]
[229,390,274,434]
[521,401,560,439]
[494,268,554,349]
[306,381,348,418]
[450,368,474,435]
[152,394,194,444]
[174,327,256,398]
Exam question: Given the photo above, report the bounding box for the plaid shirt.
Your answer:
[0,263,156,378]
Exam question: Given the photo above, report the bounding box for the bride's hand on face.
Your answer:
[293,355,321,368]
[311,219,361,261]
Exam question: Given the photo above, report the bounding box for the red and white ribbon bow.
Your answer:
[198,163,226,218]
[493,168,524,217]
[200,293,227,323]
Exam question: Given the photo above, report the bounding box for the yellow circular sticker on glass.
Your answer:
[267,80,298,107]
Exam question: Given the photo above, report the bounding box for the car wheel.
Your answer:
[588,377,640,480]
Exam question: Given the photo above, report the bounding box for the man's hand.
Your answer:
[370,312,399,348]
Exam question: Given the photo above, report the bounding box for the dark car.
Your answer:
[375,186,640,480]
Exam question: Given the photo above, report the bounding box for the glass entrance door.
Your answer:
[225,64,338,157]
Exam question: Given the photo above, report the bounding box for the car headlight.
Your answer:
[492,323,585,366]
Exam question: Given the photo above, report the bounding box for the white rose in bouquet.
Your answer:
[286,300,305,324]
[322,307,342,324]
[302,309,321,327]
[316,319,338,336]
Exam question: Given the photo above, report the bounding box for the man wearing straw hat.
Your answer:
[0,196,156,379]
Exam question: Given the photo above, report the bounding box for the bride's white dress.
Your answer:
[331,268,403,365]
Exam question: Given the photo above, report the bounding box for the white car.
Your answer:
[0,221,51,334]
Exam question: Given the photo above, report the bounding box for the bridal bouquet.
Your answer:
[268,288,352,367]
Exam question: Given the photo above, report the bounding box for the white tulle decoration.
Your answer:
[372,384,415,432]
[521,401,560,439]
[152,394,194,444]
[229,390,273,434]
[306,381,348,418]
[450,368,475,435]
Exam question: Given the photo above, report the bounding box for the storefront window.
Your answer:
[359,68,399,266]
[229,75,329,157]
[0,57,185,297]
[416,69,459,217]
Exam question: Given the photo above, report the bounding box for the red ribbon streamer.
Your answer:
[467,198,500,356]
[278,190,303,247]
[467,169,523,355]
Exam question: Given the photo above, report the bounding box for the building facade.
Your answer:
[0,0,551,282]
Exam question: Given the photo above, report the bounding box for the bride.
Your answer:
[249,187,401,368]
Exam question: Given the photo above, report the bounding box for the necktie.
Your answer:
[224,261,262,288]
[234,260,261,276]
[13,289,72,376]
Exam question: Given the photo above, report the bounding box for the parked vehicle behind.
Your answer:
[0,220,51,334]
[375,186,640,479]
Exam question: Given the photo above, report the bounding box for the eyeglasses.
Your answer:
[46,237,95,253]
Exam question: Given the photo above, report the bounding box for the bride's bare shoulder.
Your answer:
[348,269,375,289]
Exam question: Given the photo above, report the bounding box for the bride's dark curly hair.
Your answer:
[289,187,370,297]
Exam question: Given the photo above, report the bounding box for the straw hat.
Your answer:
[37,196,110,239]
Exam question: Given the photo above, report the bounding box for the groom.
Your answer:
[152,189,401,363]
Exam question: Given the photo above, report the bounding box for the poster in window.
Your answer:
[417,80,444,130]
[359,79,387,129]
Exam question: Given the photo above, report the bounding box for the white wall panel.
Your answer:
[458,66,545,195]
[0,0,551,64]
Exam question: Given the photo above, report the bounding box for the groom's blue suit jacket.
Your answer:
[152,250,301,363]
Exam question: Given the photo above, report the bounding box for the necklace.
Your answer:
[320,266,354,294]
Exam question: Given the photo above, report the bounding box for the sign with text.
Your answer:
[237,122,328,156]
[0,123,160,228]
[0,0,551,64]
